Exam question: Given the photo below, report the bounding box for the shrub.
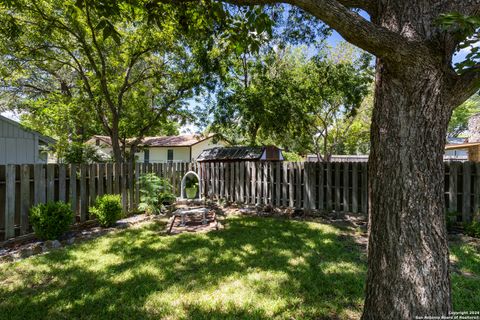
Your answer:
[90,195,123,227]
[139,173,176,215]
[29,201,74,240]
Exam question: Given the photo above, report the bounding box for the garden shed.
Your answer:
[0,115,55,164]
[196,146,284,162]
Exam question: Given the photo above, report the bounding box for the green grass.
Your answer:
[0,216,478,320]
[450,242,480,311]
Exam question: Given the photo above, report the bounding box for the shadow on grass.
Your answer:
[0,216,366,320]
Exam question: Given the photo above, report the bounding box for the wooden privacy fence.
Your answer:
[198,161,479,225]
[0,162,195,241]
[1,160,478,242]
[198,161,369,214]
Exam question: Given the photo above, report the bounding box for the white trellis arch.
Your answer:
[180,171,202,199]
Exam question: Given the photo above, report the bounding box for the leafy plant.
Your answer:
[29,201,74,240]
[185,176,199,189]
[89,195,123,227]
[464,212,480,238]
[464,221,480,238]
[139,173,175,214]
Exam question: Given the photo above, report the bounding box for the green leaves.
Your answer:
[96,18,121,44]
[438,12,480,72]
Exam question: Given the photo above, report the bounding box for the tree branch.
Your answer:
[157,0,419,59]
[450,65,480,108]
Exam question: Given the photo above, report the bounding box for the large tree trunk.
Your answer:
[362,55,453,318]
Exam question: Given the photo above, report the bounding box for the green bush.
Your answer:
[90,195,123,227]
[464,221,480,238]
[29,201,74,240]
[139,173,176,215]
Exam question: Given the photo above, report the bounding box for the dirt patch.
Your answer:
[166,211,222,235]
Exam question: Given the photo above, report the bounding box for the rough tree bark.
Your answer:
[156,0,480,318]
[365,57,454,318]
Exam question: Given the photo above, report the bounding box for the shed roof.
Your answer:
[197,146,266,161]
[0,114,55,144]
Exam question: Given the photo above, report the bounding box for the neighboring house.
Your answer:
[0,115,55,164]
[444,137,468,158]
[306,154,369,162]
[87,134,225,163]
[197,146,284,162]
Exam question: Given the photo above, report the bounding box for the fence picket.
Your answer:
[3,160,480,242]
[361,162,368,214]
[20,165,30,235]
[34,164,45,205]
[98,164,104,197]
[4,165,16,239]
[70,164,78,221]
[462,162,472,223]
[326,162,332,212]
[58,164,66,202]
[80,164,88,222]
[334,162,341,212]
[352,163,358,213]
[343,162,350,212]
[317,163,324,211]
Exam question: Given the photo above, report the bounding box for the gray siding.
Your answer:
[0,117,43,164]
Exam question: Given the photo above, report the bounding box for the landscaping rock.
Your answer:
[44,240,53,249]
[51,240,61,249]
[67,237,75,245]
[31,243,43,255]
[19,247,33,258]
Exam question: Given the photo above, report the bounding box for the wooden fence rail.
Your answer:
[0,160,477,242]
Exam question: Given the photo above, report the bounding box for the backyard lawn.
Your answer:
[0,215,478,320]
